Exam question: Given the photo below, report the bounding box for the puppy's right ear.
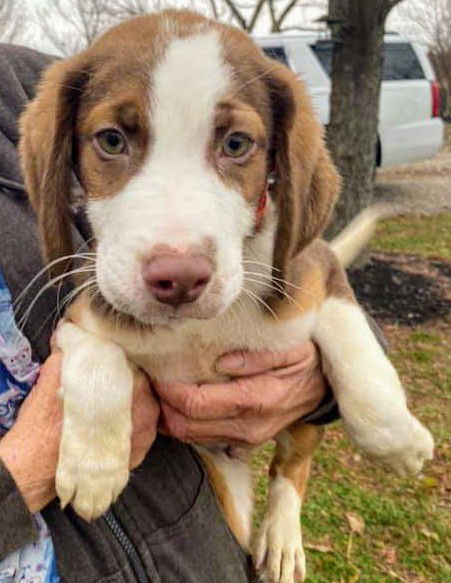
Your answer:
[19,55,90,277]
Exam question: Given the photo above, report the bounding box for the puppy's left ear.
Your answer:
[265,60,341,279]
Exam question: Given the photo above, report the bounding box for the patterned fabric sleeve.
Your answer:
[0,271,39,436]
[0,270,59,582]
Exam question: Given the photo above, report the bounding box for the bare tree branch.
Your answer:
[208,0,220,19]
[268,0,278,29]
[248,0,268,31]
[220,0,324,32]
[274,0,299,30]
[221,0,249,29]
[0,0,26,43]
[35,0,327,53]
[37,0,165,56]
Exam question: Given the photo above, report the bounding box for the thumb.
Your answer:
[35,352,62,392]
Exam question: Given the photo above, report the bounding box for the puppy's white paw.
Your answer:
[375,415,434,476]
[56,421,130,521]
[55,321,134,521]
[349,412,434,477]
[254,515,306,583]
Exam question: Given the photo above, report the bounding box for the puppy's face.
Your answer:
[79,29,271,324]
[20,11,339,326]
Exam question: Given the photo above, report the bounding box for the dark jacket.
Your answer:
[0,44,252,583]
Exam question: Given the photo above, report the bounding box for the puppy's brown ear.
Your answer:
[265,60,341,279]
[19,55,89,277]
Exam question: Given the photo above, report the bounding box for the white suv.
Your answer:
[255,33,444,167]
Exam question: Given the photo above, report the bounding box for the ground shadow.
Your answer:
[348,254,451,326]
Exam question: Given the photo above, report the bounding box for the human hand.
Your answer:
[129,369,160,469]
[0,353,159,513]
[0,353,63,513]
[156,341,326,448]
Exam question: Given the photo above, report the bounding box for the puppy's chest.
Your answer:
[123,304,318,384]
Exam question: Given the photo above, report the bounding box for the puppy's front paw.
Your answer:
[56,423,130,521]
[349,412,434,476]
[254,514,306,583]
[376,415,434,476]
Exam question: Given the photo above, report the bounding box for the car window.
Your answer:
[310,40,333,75]
[310,40,425,80]
[383,43,425,80]
[262,46,289,67]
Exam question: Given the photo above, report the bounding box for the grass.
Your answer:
[252,214,451,582]
[370,213,451,260]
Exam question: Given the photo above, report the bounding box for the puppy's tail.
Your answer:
[330,204,392,268]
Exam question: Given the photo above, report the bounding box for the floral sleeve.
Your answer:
[0,270,59,582]
[0,271,39,436]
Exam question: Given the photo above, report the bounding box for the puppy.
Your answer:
[19,11,434,582]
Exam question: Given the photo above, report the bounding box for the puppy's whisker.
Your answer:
[34,279,99,345]
[9,263,95,338]
[243,277,298,308]
[242,270,307,294]
[242,259,281,272]
[57,278,98,315]
[243,277,284,296]
[242,286,278,320]
[17,267,96,332]
[14,253,96,310]
[241,288,260,313]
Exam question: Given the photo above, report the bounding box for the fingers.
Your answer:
[49,329,62,353]
[216,341,318,377]
[155,375,279,420]
[130,371,159,469]
[158,345,327,447]
[156,349,323,422]
[159,402,275,446]
[131,371,160,430]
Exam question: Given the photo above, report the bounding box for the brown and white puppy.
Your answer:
[20,11,433,583]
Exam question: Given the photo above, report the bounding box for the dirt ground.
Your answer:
[350,124,451,327]
[375,124,451,215]
[348,252,451,326]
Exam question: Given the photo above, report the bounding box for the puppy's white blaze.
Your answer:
[151,31,231,161]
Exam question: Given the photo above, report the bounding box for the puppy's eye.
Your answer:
[223,132,253,159]
[95,129,127,156]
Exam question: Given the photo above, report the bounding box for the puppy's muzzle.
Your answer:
[142,254,213,306]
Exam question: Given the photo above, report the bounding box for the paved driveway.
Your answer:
[375,124,451,215]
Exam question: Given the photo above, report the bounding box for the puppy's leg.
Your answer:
[314,297,433,475]
[255,423,322,583]
[197,447,254,550]
[56,321,133,520]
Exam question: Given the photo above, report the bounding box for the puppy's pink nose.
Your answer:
[142,254,212,306]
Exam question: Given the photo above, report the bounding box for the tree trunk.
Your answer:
[326,0,400,238]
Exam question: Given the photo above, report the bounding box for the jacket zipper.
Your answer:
[103,509,150,583]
